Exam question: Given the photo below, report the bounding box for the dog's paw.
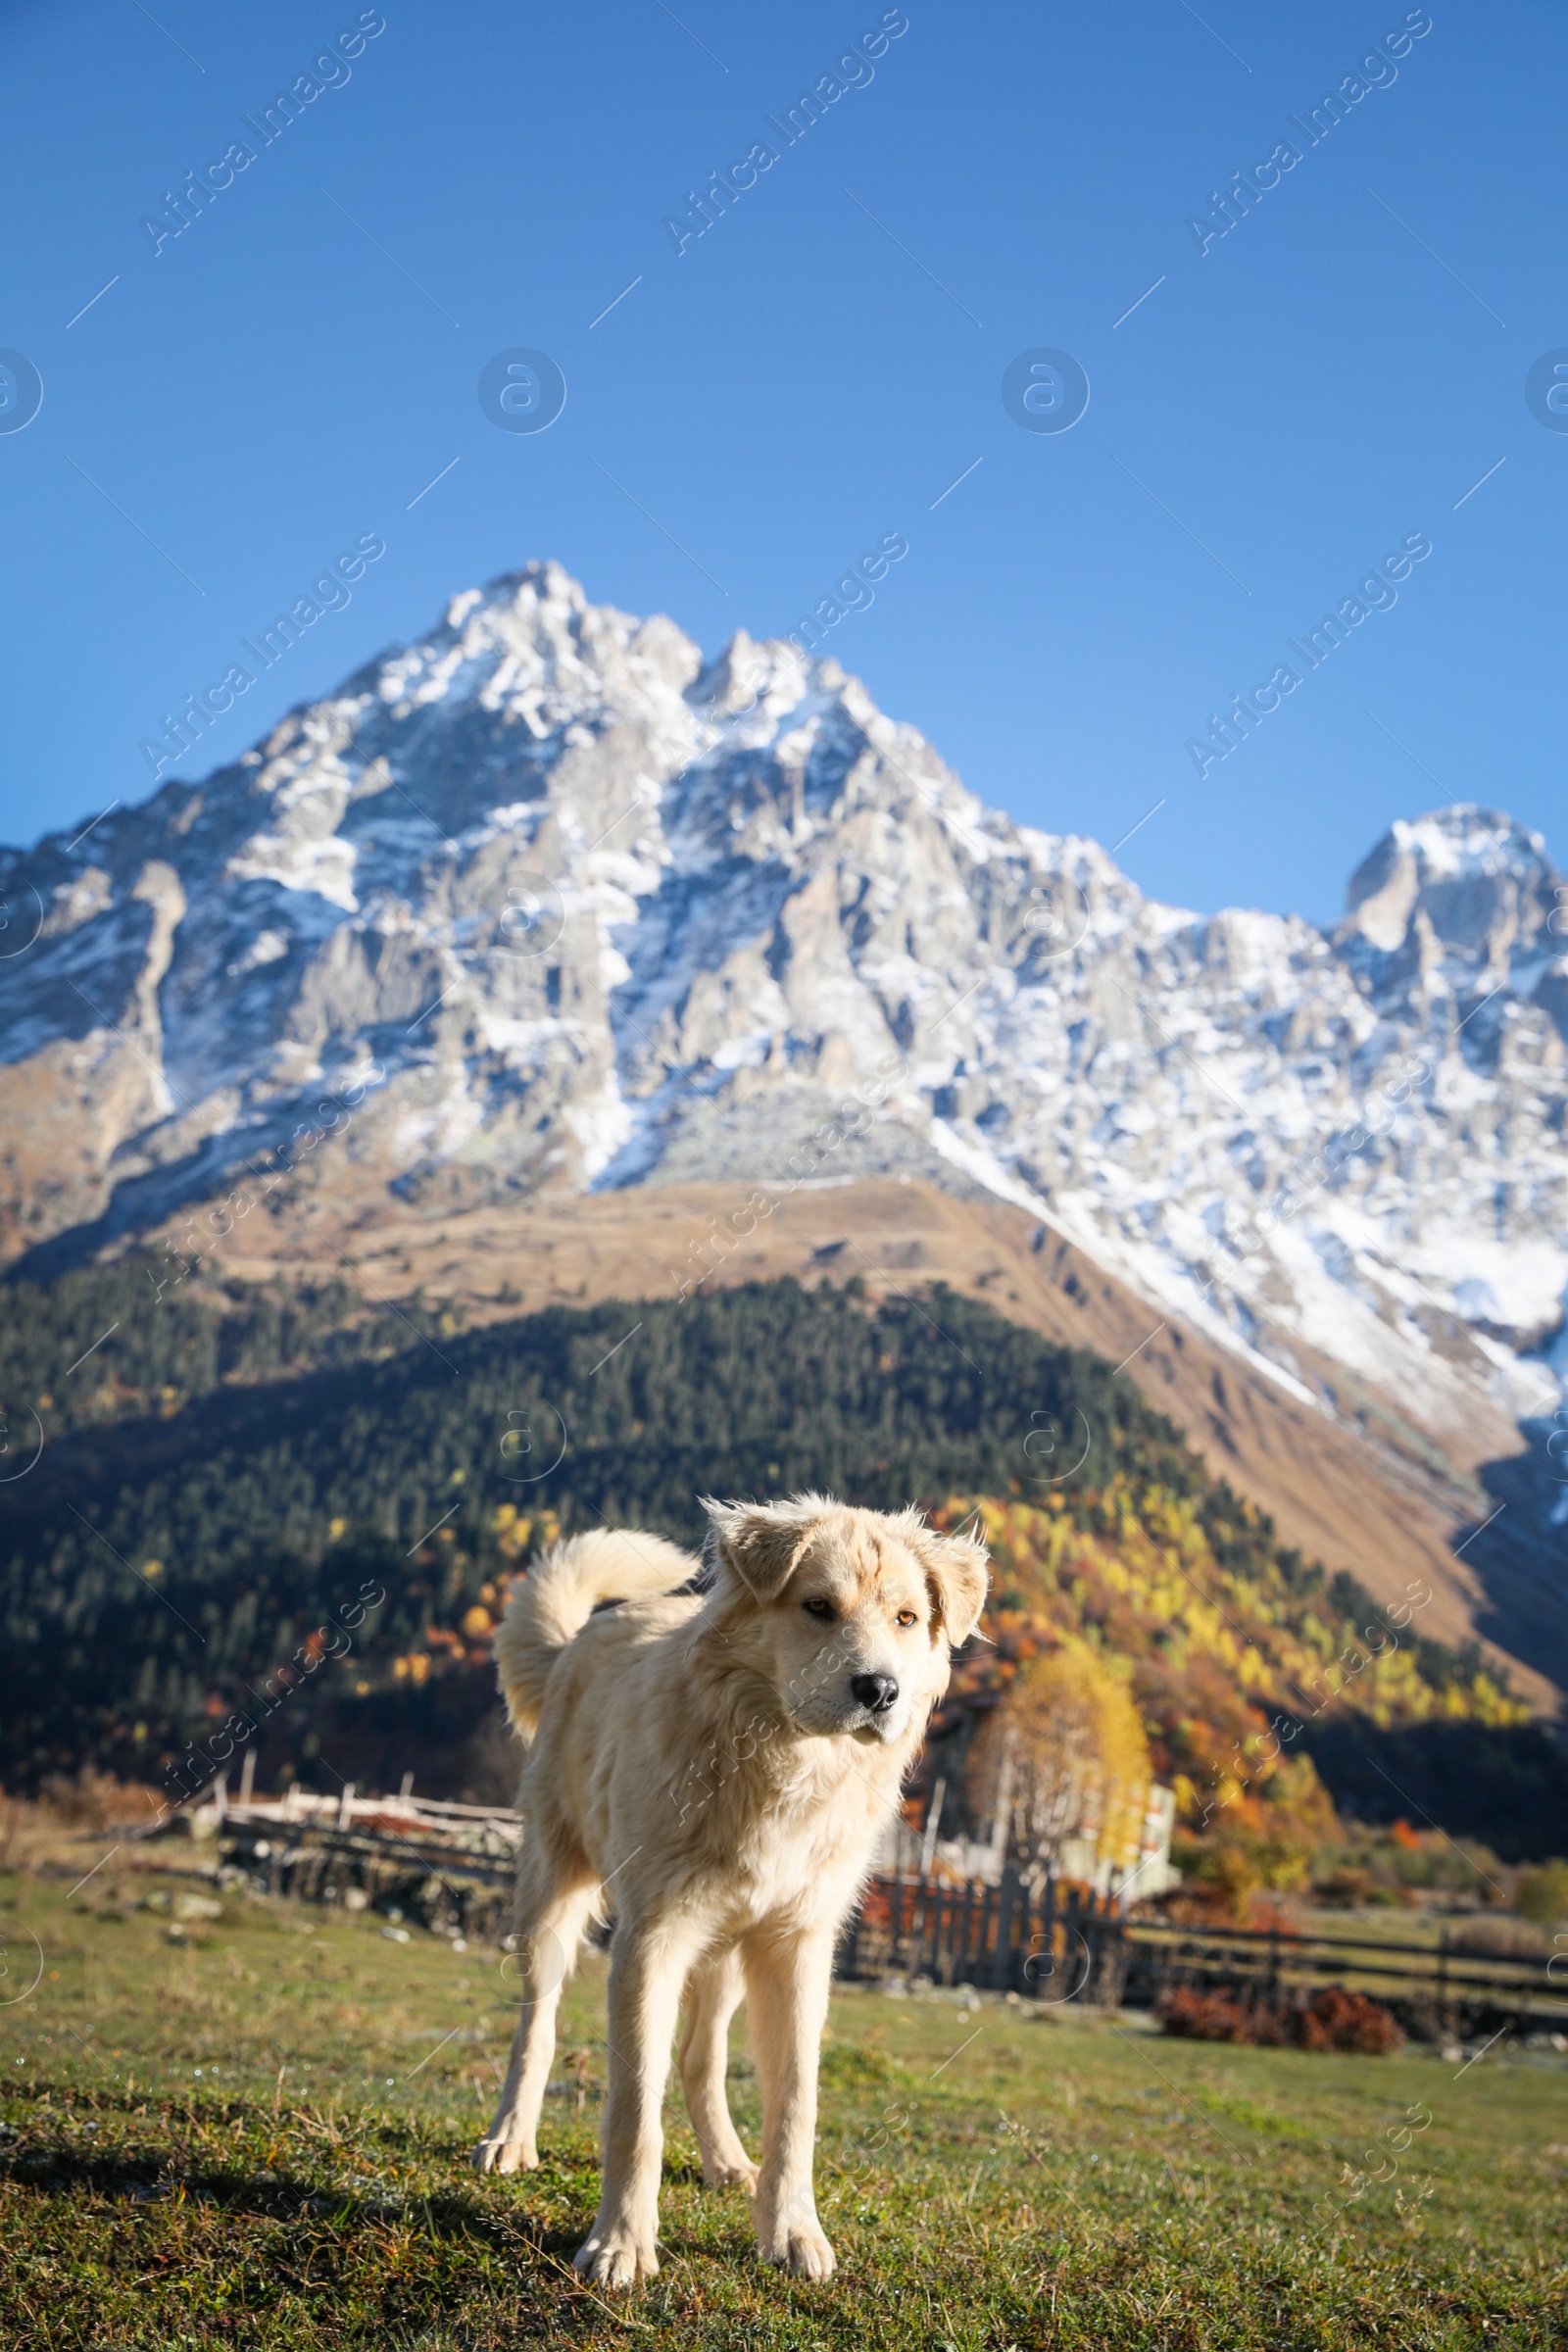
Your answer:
[471,2134,538,2176]
[760,2221,837,2278]
[572,2230,659,2288]
[702,2157,760,2194]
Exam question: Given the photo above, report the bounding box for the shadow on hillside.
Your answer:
[1400,1420,1568,1721]
[1298,1714,1568,1863]
[7,1143,265,1287]
[281,1663,518,1806]
[1431,1428,1568,1710]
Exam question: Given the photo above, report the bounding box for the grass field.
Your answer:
[2,1852,1566,2350]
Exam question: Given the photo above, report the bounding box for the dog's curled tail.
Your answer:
[493,1528,698,1738]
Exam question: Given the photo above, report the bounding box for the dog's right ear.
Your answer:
[700,1494,835,1602]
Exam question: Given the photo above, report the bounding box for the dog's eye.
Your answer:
[801,1596,834,1619]
[896,1608,918,1628]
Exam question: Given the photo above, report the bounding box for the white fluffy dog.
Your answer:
[474,1493,989,2287]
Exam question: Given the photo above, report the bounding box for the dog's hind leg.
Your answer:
[678,1947,758,2193]
[473,1862,598,2176]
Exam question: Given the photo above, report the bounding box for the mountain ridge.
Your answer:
[2,559,1563,1694]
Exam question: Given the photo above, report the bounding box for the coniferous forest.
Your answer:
[2,1260,1562,1853]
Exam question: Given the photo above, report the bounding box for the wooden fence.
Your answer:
[838,1866,1128,2005]
[217,1814,515,1942]
[211,1814,1568,2040]
[839,1868,1568,2038]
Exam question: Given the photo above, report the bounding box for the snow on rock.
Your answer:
[0,564,1564,1497]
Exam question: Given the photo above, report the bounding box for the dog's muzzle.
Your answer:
[845,1670,904,1742]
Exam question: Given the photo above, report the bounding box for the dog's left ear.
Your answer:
[700,1493,837,1602]
[905,1517,990,1647]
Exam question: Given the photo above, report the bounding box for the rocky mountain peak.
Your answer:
[1340,806,1562,999]
[1,564,1563,1526]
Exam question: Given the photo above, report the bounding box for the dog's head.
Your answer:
[700,1494,990,1746]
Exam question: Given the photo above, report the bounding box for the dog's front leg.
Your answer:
[574,1923,695,2289]
[741,1927,837,2278]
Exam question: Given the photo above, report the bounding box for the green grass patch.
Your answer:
[2,1866,1566,2348]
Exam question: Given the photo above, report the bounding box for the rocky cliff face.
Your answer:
[3,561,1564,1498]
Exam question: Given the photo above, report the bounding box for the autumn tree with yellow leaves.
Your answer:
[966,1639,1153,1887]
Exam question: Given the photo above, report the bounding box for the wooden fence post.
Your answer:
[1068,1886,1086,2000]
[1039,1872,1056,2003]
[993,1867,1016,1992]
[1438,1929,1450,2033]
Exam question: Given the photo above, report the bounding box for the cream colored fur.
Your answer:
[492,1527,697,1737]
[474,1494,989,2289]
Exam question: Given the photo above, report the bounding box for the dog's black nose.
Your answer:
[851,1672,900,1712]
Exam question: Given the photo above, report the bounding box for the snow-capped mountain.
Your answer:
[2,561,1564,1502]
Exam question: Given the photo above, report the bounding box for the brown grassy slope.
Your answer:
[139,1170,1557,1713]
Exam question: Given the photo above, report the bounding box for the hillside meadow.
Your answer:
[2,1853,1565,2350]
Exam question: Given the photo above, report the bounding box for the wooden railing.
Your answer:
[217,1812,515,1940]
[837,1868,1128,2005]
[210,1814,1568,2035]
[837,1868,1568,2034]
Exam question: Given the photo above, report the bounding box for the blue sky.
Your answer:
[0,0,1562,922]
